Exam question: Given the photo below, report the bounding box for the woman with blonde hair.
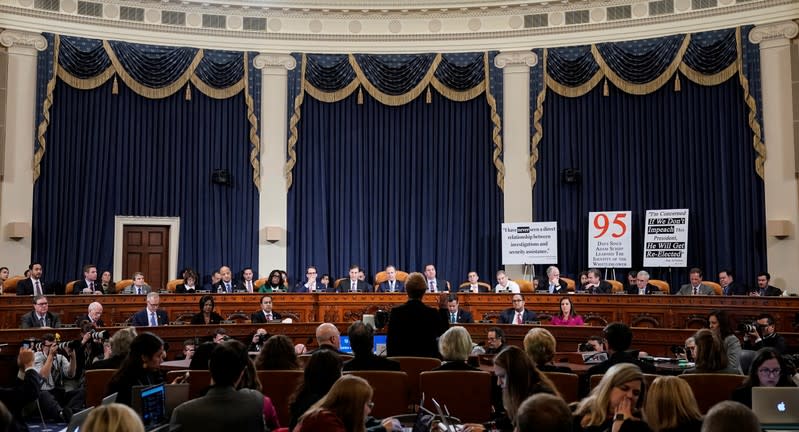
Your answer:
[295,375,395,432]
[82,403,145,432]
[523,328,571,373]
[643,376,702,432]
[572,363,651,432]
[433,326,479,371]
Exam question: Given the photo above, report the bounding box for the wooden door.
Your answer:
[122,225,169,291]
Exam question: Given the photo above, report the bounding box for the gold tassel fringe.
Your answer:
[185,82,192,101]
[112,75,118,94]
[426,85,432,103]
[357,87,363,105]
[674,73,681,92]
[603,78,609,96]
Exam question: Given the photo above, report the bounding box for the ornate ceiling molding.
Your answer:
[0,29,48,53]
[749,20,799,49]
[494,50,537,69]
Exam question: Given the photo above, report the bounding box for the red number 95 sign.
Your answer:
[588,211,631,268]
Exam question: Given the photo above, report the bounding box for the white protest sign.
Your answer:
[587,211,631,268]
[501,222,558,265]
[643,209,689,267]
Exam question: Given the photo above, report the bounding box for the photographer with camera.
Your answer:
[71,321,107,384]
[742,313,787,354]
[248,329,269,352]
[33,333,80,422]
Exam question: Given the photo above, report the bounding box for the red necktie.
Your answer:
[516,312,522,324]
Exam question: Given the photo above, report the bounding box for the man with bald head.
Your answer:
[74,302,104,327]
[212,266,243,293]
[310,323,347,355]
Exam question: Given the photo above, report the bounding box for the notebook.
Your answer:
[753,387,799,430]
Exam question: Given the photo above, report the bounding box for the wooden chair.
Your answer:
[225,312,251,323]
[116,279,134,292]
[419,371,492,423]
[388,356,442,403]
[166,279,184,293]
[258,370,303,427]
[543,371,579,403]
[560,277,576,291]
[589,374,604,390]
[254,278,267,289]
[166,369,211,399]
[344,371,411,417]
[703,281,723,295]
[373,270,409,290]
[65,280,79,295]
[515,279,534,293]
[607,280,624,293]
[678,373,746,413]
[457,281,492,292]
[333,278,347,290]
[2,275,24,295]
[649,279,670,293]
[85,369,118,407]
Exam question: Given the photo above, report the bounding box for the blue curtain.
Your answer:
[287,89,502,284]
[33,36,259,285]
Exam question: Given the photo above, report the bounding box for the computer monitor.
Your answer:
[139,384,167,430]
[338,335,387,355]
[58,407,94,432]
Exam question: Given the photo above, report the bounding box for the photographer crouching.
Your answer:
[741,313,787,354]
[32,333,81,422]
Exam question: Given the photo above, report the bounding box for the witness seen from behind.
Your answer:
[643,376,702,432]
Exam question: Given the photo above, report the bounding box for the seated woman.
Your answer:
[551,296,584,326]
[175,269,200,294]
[577,271,589,292]
[288,350,343,430]
[682,329,740,375]
[523,327,571,373]
[493,346,559,431]
[106,333,166,406]
[295,375,395,432]
[255,334,300,370]
[732,347,797,407]
[572,363,652,432]
[258,269,285,293]
[643,376,703,432]
[236,357,280,430]
[707,309,742,372]
[432,326,479,371]
[190,295,224,325]
[99,270,117,294]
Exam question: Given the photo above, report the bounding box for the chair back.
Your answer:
[344,371,411,417]
[703,281,723,295]
[515,279,534,293]
[333,278,347,289]
[607,280,624,293]
[589,374,604,391]
[648,279,670,293]
[165,369,211,399]
[117,279,134,291]
[542,371,579,403]
[85,369,118,407]
[3,276,24,294]
[678,373,746,413]
[65,280,78,294]
[457,281,491,292]
[419,371,492,423]
[225,312,251,323]
[254,278,268,289]
[387,356,442,402]
[258,370,304,427]
[560,277,576,291]
[374,270,409,288]
[166,279,183,293]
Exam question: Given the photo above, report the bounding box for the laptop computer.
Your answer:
[102,392,118,405]
[164,383,190,417]
[753,387,799,430]
[339,335,388,355]
[58,407,94,432]
[131,384,167,431]
[431,398,463,432]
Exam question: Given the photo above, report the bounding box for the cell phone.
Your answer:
[21,342,30,349]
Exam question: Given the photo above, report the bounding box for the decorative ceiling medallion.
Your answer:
[348,20,362,33]
[104,4,120,19]
[550,11,565,26]
[467,17,481,31]
[145,9,161,24]
[591,8,606,21]
[632,3,648,18]
[388,19,401,33]
[61,0,77,14]
[508,15,523,29]
[186,12,202,27]
[429,18,442,32]
[309,19,323,32]
[675,0,691,12]
[228,15,243,30]
[268,17,282,31]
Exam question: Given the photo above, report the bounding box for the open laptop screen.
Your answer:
[339,335,387,355]
[140,384,167,429]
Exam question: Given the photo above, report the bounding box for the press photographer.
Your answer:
[32,333,81,422]
[248,328,269,352]
[741,313,786,354]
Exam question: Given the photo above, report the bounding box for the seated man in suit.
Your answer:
[498,294,537,324]
[538,266,569,294]
[250,295,283,323]
[16,262,49,296]
[20,295,61,328]
[240,267,257,293]
[310,323,347,355]
[625,270,658,295]
[495,270,520,293]
[752,271,783,297]
[719,268,750,296]
[72,264,101,294]
[446,293,474,324]
[485,327,506,354]
[460,271,489,293]
[423,264,449,293]
[74,301,104,327]
[293,265,321,292]
[121,272,152,295]
[130,292,169,326]
[212,266,243,293]
[204,270,222,292]
[584,268,612,294]
[342,321,400,371]
[677,267,716,295]
[376,265,405,293]
[170,340,265,432]
[338,264,372,293]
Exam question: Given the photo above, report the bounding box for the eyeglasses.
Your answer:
[367,402,374,409]
[512,299,524,303]
[36,302,48,306]
[758,368,782,376]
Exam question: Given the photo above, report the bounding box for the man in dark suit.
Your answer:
[424,264,449,293]
[720,268,750,296]
[585,268,612,294]
[337,264,372,293]
[309,323,348,355]
[131,292,169,326]
[16,262,49,296]
[446,293,473,324]
[538,266,570,294]
[212,266,244,293]
[498,293,537,324]
[342,321,400,371]
[753,272,783,297]
[74,301,105,327]
[170,340,265,432]
[72,264,101,294]
[120,272,152,295]
[459,271,489,293]
[376,265,405,293]
[20,295,61,328]
[250,295,283,323]
[293,265,321,293]
[625,270,658,295]
[386,272,449,358]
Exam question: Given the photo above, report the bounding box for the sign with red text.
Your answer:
[501,222,558,265]
[587,211,631,268]
[643,209,689,267]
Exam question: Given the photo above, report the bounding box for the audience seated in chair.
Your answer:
[342,321,399,372]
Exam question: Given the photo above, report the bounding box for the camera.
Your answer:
[257,333,269,344]
[578,342,594,352]
[88,329,109,341]
[737,322,762,334]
